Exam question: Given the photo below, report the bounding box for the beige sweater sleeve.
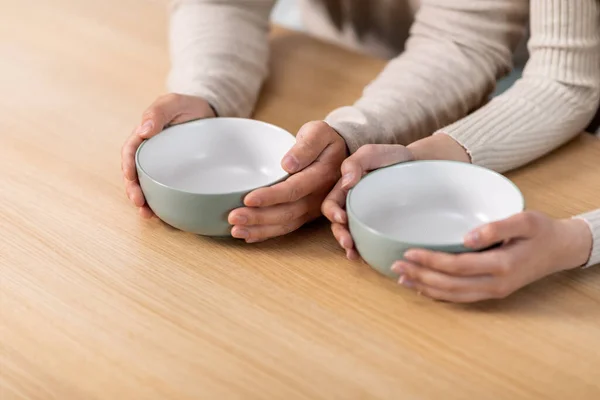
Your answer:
[437,0,600,267]
[324,0,529,152]
[167,0,275,118]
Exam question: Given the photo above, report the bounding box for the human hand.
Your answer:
[321,144,415,260]
[228,121,347,242]
[121,94,216,218]
[391,212,593,303]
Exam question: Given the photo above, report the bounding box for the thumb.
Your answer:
[282,121,336,173]
[340,144,414,189]
[464,212,542,250]
[137,94,214,139]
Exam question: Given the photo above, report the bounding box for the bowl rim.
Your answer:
[135,117,296,196]
[346,160,526,247]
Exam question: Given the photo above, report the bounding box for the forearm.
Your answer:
[436,0,600,173]
[325,0,528,153]
[167,0,275,118]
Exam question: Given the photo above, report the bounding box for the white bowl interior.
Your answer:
[348,161,524,245]
[137,118,296,194]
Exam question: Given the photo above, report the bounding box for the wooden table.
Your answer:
[2,1,600,399]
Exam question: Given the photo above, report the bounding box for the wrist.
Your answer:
[407,134,471,163]
[323,121,350,157]
[558,218,593,270]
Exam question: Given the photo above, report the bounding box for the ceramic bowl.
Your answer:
[135,118,296,236]
[346,161,524,278]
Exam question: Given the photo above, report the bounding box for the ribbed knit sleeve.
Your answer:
[438,0,600,173]
[324,0,529,152]
[167,0,275,118]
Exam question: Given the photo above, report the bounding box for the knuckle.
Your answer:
[281,223,298,235]
[419,287,437,300]
[250,213,263,226]
[452,260,468,275]
[357,144,377,158]
[279,210,295,224]
[495,255,513,276]
[287,185,301,202]
[331,223,344,241]
[481,223,500,242]
[437,277,458,292]
[323,167,341,184]
[491,281,512,299]
[163,93,181,105]
[142,108,161,122]
[304,120,328,131]
[321,200,331,217]
[340,158,353,173]
[520,211,541,230]
[120,141,129,157]
[298,121,322,139]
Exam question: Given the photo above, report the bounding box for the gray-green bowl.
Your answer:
[347,161,525,278]
[135,118,296,237]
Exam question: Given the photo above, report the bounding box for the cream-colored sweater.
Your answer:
[166,0,600,266]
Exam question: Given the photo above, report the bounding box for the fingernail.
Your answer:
[341,174,353,188]
[391,262,405,275]
[137,120,154,136]
[282,155,299,173]
[233,228,249,239]
[403,250,419,262]
[465,230,480,246]
[398,275,414,288]
[231,215,248,225]
[334,211,345,224]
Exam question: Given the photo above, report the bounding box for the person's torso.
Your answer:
[298,0,529,65]
[299,0,419,59]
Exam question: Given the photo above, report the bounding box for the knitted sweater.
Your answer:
[166,0,600,266]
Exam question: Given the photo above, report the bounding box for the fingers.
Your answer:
[137,94,215,139]
[245,160,338,208]
[138,94,185,138]
[345,248,360,261]
[281,121,339,173]
[230,191,324,242]
[464,212,542,249]
[139,205,155,219]
[340,145,414,190]
[230,212,315,243]
[321,179,347,224]
[403,281,492,303]
[333,224,359,260]
[122,94,214,213]
[331,223,353,250]
[125,180,145,207]
[393,261,512,302]
[393,261,493,292]
[403,248,511,277]
[228,197,311,227]
[121,128,145,182]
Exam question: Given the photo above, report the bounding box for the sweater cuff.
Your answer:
[324,106,378,154]
[573,210,600,268]
[168,84,243,119]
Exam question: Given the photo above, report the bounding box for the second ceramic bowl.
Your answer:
[135,118,296,236]
[346,161,525,278]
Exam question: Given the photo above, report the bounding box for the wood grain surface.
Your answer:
[1,1,600,399]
